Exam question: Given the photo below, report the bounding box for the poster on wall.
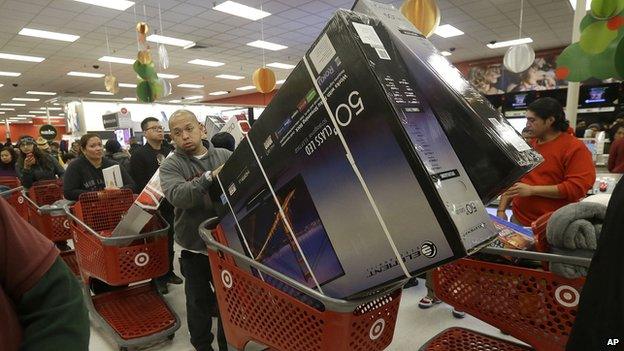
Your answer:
[466,54,619,95]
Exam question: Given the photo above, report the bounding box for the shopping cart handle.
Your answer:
[199,218,406,313]
[480,247,592,267]
[0,186,23,197]
[22,191,71,214]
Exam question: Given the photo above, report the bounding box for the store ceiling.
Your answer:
[0,0,577,121]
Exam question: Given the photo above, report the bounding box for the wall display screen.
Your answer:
[579,84,619,107]
[504,91,536,111]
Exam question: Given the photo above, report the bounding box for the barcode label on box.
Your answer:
[376,48,391,60]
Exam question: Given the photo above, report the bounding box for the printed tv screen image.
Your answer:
[235,175,344,288]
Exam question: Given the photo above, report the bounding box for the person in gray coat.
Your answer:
[159,110,231,351]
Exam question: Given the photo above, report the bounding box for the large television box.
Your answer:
[215,10,513,299]
[354,0,543,204]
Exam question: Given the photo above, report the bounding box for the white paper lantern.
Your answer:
[503,44,536,73]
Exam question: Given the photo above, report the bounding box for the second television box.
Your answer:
[215,10,505,299]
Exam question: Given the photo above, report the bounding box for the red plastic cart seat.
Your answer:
[60,250,80,277]
[92,283,177,340]
[420,327,532,351]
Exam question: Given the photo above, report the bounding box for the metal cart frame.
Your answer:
[200,217,406,351]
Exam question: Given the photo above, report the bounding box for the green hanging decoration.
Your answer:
[556,0,624,82]
[132,21,166,102]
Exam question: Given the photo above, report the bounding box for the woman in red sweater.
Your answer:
[498,97,596,226]
[608,123,624,173]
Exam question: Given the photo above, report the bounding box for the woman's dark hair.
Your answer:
[79,133,101,150]
[105,139,122,154]
[610,122,624,140]
[0,146,17,167]
[527,97,569,132]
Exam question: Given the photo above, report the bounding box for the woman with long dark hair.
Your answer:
[15,136,64,188]
[0,146,18,177]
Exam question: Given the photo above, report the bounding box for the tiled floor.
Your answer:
[88,249,526,351]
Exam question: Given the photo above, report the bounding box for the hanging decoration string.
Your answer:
[518,0,524,39]
[261,2,265,68]
[158,2,164,36]
[133,4,140,51]
[104,27,113,75]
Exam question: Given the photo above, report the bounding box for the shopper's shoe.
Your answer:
[166,272,183,285]
[418,297,442,309]
[452,309,466,318]
[154,278,169,295]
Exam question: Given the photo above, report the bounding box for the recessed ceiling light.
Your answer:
[0,108,15,111]
[178,83,204,89]
[28,111,47,114]
[434,24,464,38]
[0,71,21,77]
[213,1,271,21]
[0,52,45,63]
[236,85,256,91]
[99,56,135,65]
[147,34,195,48]
[0,112,4,114]
[71,0,135,11]
[185,95,204,100]
[487,37,533,49]
[40,107,62,110]
[18,28,80,42]
[1,103,26,106]
[209,91,228,96]
[216,74,245,80]
[119,83,137,88]
[13,98,40,101]
[68,71,105,78]
[122,97,137,101]
[0,84,3,88]
[267,62,295,69]
[247,40,287,51]
[440,51,452,56]
[276,79,285,84]
[568,0,592,10]
[169,99,181,103]
[27,91,56,95]
[17,114,36,118]
[90,91,114,95]
[157,73,179,79]
[188,59,225,67]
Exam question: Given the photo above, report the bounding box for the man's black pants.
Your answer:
[179,250,228,351]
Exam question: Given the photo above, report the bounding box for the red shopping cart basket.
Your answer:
[428,244,590,351]
[0,176,28,220]
[24,180,72,242]
[67,189,169,286]
[200,218,404,351]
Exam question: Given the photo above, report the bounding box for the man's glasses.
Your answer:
[172,125,196,137]
[146,126,164,132]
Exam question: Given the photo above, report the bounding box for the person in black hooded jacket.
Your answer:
[566,177,624,350]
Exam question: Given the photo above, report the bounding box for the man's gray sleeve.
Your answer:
[159,159,212,210]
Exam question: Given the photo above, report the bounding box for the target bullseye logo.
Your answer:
[17,196,24,204]
[63,219,70,229]
[555,285,580,307]
[221,270,233,289]
[134,252,150,267]
[369,318,386,340]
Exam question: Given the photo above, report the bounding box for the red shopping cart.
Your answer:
[199,218,405,351]
[65,189,180,351]
[421,213,592,351]
[0,176,28,220]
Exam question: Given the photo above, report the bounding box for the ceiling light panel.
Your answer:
[434,24,464,38]
[568,0,592,10]
[0,52,45,63]
[90,91,114,95]
[157,73,179,79]
[147,35,195,48]
[188,59,225,67]
[1,103,26,106]
[119,83,137,88]
[71,0,135,11]
[440,51,452,56]
[18,28,80,42]
[123,97,137,101]
[68,71,105,78]
[216,74,245,80]
[13,98,40,101]
[247,40,287,51]
[0,71,21,77]
[487,38,533,49]
[209,91,228,96]
[213,1,271,21]
[267,62,295,69]
[178,83,204,89]
[236,85,256,91]
[40,107,62,110]
[27,91,56,95]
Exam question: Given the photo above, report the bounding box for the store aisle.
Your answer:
[89,249,525,351]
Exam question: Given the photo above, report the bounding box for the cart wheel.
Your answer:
[167,333,175,341]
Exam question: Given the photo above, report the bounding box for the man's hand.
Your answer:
[213,164,225,177]
[496,210,508,221]
[505,182,534,198]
